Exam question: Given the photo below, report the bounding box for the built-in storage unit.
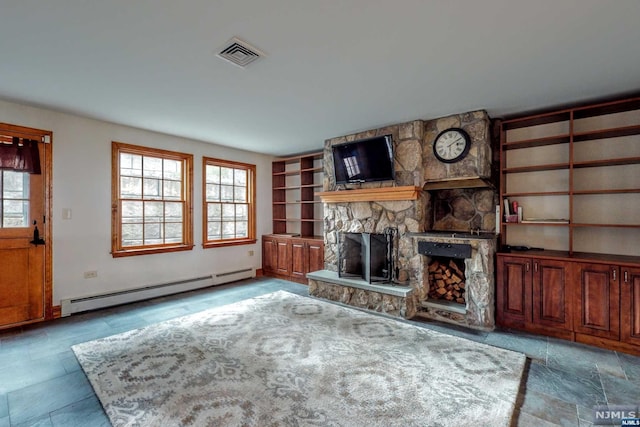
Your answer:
[271,152,323,238]
[262,234,324,284]
[263,152,324,284]
[496,96,640,355]
[499,96,640,254]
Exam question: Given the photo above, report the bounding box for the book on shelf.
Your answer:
[520,218,569,224]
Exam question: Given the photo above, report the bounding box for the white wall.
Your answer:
[0,99,274,305]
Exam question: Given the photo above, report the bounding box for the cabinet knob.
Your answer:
[612,269,616,281]
[624,270,629,283]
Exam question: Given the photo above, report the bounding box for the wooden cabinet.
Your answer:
[262,234,323,284]
[497,252,640,355]
[497,254,571,337]
[272,152,323,238]
[621,266,640,346]
[573,262,620,341]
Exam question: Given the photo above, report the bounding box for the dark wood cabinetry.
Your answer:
[496,96,640,355]
[497,254,571,338]
[620,266,640,347]
[262,234,324,284]
[573,262,620,341]
[497,252,640,355]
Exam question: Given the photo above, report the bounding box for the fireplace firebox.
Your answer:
[338,232,393,283]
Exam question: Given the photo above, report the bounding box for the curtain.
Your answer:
[0,137,41,174]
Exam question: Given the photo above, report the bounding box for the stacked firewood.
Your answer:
[427,259,466,304]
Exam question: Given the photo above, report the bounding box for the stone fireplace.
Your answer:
[307,110,498,331]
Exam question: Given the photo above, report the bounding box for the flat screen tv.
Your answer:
[332,135,394,184]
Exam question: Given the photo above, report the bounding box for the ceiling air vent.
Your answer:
[217,37,265,68]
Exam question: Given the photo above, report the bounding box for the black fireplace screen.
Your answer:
[338,232,391,283]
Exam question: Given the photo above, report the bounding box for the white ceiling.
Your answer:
[1,1,639,156]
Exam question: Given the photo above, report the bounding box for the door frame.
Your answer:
[0,122,53,323]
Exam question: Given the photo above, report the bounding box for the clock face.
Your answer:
[433,128,471,163]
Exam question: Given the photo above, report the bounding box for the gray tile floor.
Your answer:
[0,277,638,426]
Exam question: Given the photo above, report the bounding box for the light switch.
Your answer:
[62,208,72,220]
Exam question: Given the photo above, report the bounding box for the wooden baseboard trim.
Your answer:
[255,268,264,277]
[52,305,62,319]
[575,333,640,357]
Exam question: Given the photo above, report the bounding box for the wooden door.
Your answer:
[290,239,307,281]
[275,238,291,277]
[573,262,620,340]
[532,259,571,331]
[307,240,324,273]
[621,266,640,346]
[262,236,278,274]
[496,255,531,327]
[0,124,51,329]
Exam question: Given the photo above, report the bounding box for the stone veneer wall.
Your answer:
[322,111,496,301]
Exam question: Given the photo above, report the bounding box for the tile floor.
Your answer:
[0,277,638,426]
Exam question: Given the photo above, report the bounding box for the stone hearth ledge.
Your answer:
[307,270,416,319]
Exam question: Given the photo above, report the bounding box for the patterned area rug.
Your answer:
[72,291,525,426]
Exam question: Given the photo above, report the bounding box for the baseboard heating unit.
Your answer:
[60,267,255,316]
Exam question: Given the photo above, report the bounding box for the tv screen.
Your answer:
[332,135,394,184]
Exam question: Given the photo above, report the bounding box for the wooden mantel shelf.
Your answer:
[316,186,422,203]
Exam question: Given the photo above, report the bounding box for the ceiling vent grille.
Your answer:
[217,37,264,68]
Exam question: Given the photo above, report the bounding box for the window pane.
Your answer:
[3,171,29,199]
[163,159,181,180]
[206,183,220,202]
[122,201,143,223]
[236,221,248,238]
[2,200,29,227]
[207,203,221,220]
[222,204,235,220]
[234,186,247,202]
[144,201,163,222]
[234,169,247,186]
[143,178,161,199]
[236,204,248,220]
[207,222,221,240]
[120,176,142,198]
[122,223,143,246]
[163,180,181,200]
[165,202,183,221]
[120,153,142,177]
[222,221,235,238]
[144,223,163,245]
[206,165,220,184]
[143,157,163,178]
[164,223,183,243]
[220,167,234,185]
[220,185,234,202]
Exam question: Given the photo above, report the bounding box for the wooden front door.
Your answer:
[0,124,52,329]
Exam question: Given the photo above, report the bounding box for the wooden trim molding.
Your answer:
[316,186,421,203]
[52,305,62,319]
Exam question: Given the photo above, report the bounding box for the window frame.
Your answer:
[202,157,256,248]
[111,141,194,257]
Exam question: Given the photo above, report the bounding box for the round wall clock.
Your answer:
[432,128,471,163]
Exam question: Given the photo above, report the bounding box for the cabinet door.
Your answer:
[573,263,620,340]
[262,237,278,274]
[496,255,532,326]
[275,239,291,276]
[290,239,307,281]
[621,266,640,346]
[307,240,324,273]
[532,259,571,331]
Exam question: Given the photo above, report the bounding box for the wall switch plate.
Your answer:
[84,270,97,279]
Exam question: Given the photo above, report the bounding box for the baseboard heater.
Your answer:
[60,267,255,317]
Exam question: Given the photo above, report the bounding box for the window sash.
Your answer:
[112,142,193,257]
[203,158,255,247]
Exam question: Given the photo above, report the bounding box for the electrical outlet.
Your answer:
[248,250,254,256]
[84,270,98,279]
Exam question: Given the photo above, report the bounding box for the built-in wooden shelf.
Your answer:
[316,186,421,203]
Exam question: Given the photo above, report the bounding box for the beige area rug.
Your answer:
[72,291,526,427]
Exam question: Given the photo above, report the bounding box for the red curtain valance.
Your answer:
[0,137,41,174]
